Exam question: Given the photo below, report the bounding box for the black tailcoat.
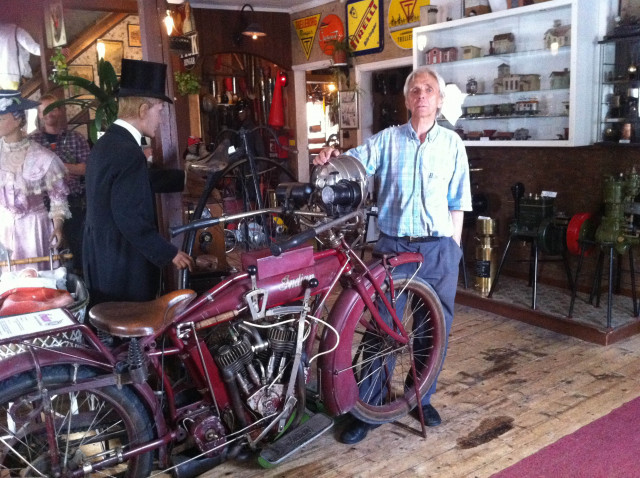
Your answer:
[83,123,177,305]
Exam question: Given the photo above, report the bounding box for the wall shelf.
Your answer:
[412,0,606,147]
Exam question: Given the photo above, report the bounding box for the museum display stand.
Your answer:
[412,0,607,147]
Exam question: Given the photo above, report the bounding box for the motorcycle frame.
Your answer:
[0,224,425,476]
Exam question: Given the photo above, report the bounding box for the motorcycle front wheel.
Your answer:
[348,274,446,424]
[0,365,154,477]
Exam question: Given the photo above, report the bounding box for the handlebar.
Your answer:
[270,210,362,256]
[170,208,328,238]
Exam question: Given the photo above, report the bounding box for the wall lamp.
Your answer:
[234,4,266,44]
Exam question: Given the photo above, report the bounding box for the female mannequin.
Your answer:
[0,90,69,271]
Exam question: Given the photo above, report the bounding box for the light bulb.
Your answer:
[164,10,174,36]
[96,41,105,60]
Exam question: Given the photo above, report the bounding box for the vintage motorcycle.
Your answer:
[0,156,446,477]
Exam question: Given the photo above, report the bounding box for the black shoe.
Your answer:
[421,404,442,427]
[339,419,380,445]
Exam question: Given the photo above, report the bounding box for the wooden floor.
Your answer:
[197,303,640,478]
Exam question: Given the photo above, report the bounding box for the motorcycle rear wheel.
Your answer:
[0,365,154,477]
[348,274,446,424]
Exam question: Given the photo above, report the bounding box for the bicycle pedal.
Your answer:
[258,412,333,466]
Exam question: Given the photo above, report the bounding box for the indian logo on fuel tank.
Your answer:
[279,273,315,291]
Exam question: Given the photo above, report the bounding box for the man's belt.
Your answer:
[381,232,441,243]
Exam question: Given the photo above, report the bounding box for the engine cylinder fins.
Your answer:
[268,326,297,354]
[214,337,253,374]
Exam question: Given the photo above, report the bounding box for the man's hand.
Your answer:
[313,146,340,165]
[172,251,194,271]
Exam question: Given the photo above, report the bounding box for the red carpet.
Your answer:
[492,396,640,477]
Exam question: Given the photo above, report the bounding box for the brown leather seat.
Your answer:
[89,289,197,338]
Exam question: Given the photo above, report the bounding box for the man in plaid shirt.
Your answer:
[315,66,471,444]
[31,91,90,274]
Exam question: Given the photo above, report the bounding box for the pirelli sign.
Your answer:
[346,0,384,56]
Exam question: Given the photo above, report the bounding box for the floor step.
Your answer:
[259,412,334,466]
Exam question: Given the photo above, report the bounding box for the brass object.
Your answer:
[475,217,497,296]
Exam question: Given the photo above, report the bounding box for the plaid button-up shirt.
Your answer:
[346,122,471,238]
[30,129,90,198]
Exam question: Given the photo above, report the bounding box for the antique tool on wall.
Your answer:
[595,168,640,254]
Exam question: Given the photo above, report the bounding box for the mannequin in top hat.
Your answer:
[0,90,70,272]
[83,59,193,305]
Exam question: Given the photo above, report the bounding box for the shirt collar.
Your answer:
[114,118,142,146]
[404,120,440,143]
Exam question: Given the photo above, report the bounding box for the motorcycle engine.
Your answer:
[212,321,298,418]
[310,154,369,217]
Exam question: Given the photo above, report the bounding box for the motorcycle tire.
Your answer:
[0,364,154,477]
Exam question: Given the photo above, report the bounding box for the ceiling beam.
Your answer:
[62,0,138,14]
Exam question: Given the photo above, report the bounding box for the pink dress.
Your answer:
[0,138,70,272]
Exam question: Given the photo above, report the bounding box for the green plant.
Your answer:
[328,37,354,54]
[46,59,119,143]
[174,71,200,96]
[49,47,68,84]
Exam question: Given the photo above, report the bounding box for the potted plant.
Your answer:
[48,59,119,143]
[328,37,354,66]
[174,71,200,96]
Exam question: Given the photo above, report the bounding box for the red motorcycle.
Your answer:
[0,157,446,477]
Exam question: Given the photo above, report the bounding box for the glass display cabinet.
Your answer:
[412,0,606,147]
[598,34,640,144]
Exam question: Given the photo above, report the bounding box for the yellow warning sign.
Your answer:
[388,0,430,50]
[293,14,321,60]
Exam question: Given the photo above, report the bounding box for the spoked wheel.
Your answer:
[348,273,446,424]
[214,157,298,270]
[0,365,154,477]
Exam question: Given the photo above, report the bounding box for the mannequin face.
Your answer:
[138,100,164,138]
[0,112,22,141]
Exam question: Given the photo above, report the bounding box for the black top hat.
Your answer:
[0,90,40,114]
[117,59,173,103]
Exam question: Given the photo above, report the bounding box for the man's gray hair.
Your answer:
[403,66,446,102]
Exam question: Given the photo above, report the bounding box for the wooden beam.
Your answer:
[62,0,138,14]
[64,13,129,63]
[22,12,129,97]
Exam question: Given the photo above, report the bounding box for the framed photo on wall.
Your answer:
[97,39,124,75]
[339,90,358,129]
[67,65,94,98]
[620,0,640,21]
[128,24,141,47]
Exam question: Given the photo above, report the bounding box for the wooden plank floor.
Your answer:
[195,303,640,478]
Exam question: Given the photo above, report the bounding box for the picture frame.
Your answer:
[339,90,358,129]
[620,0,640,21]
[67,65,94,99]
[45,0,67,48]
[128,24,141,47]
[97,39,124,75]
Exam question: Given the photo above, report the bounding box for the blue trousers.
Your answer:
[360,235,461,406]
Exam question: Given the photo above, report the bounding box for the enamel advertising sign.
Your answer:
[294,14,321,60]
[388,0,430,50]
[346,0,384,56]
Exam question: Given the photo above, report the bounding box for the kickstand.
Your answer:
[409,343,427,439]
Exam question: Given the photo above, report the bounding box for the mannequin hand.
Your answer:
[49,219,64,248]
[49,227,63,249]
[313,147,340,165]
[172,251,194,271]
